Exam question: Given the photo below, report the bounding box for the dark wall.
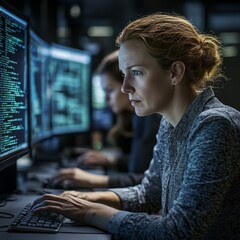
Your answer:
[215,46,240,110]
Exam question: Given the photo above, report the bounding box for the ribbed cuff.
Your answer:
[107,211,130,234]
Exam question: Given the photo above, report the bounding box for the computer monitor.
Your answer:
[50,44,91,136]
[91,74,113,130]
[29,29,52,146]
[0,1,29,193]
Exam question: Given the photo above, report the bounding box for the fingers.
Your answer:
[60,191,76,197]
[32,200,63,213]
[76,154,85,164]
[77,150,102,166]
[31,193,91,224]
[31,194,67,212]
[64,195,91,207]
[32,194,84,211]
[60,191,81,198]
[77,151,93,164]
[61,180,78,189]
[32,193,53,207]
[51,168,78,186]
[53,168,74,179]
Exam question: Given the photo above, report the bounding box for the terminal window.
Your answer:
[0,5,28,158]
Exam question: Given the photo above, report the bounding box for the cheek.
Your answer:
[144,76,173,110]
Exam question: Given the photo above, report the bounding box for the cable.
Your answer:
[0,198,17,228]
[0,201,6,207]
[0,211,14,228]
[6,197,17,202]
[0,211,14,218]
[0,225,9,228]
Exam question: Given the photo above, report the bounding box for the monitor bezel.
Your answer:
[28,28,53,147]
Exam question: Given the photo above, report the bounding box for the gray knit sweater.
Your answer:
[108,87,240,240]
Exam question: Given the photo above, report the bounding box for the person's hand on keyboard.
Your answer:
[31,193,120,230]
[31,194,91,225]
[77,150,116,167]
[48,167,109,189]
[42,177,76,190]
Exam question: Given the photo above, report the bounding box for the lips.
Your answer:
[130,99,140,107]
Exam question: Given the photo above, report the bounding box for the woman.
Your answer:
[50,50,160,188]
[32,13,240,239]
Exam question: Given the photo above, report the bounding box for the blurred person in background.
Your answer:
[49,50,161,188]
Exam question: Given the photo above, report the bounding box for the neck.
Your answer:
[161,84,198,127]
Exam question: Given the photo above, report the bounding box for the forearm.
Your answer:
[88,174,109,188]
[94,191,122,209]
[62,190,122,210]
[87,191,122,209]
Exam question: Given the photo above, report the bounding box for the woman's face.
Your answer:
[119,39,174,116]
[101,73,132,114]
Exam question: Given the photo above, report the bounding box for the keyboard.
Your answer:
[8,203,65,233]
[42,178,77,190]
[42,178,93,191]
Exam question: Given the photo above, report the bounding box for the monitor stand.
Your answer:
[0,163,17,200]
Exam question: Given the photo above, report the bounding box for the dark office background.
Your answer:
[7,0,240,110]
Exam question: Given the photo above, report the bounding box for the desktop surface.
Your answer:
[0,161,111,240]
[0,191,111,240]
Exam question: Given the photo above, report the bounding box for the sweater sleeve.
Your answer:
[108,172,144,188]
[115,154,129,172]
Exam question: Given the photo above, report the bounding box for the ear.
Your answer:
[170,61,185,85]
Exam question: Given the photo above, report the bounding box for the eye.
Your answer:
[131,70,142,76]
[120,71,125,78]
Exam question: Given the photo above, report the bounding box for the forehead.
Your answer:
[118,39,153,70]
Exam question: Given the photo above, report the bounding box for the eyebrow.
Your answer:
[119,64,144,73]
[125,64,144,70]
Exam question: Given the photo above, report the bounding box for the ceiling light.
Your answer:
[87,26,114,37]
[223,46,238,57]
[70,4,81,18]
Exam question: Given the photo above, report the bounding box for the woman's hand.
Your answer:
[31,194,91,224]
[50,167,109,188]
[31,193,119,231]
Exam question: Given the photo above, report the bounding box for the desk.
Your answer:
[0,161,112,240]
[0,194,111,240]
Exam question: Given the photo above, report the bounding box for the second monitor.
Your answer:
[29,29,52,145]
[50,44,92,136]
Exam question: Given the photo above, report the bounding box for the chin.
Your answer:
[135,108,154,117]
[135,109,151,117]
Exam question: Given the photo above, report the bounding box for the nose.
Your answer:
[121,76,134,94]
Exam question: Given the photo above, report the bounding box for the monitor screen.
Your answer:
[50,44,91,135]
[0,1,29,171]
[29,29,52,145]
[91,74,113,130]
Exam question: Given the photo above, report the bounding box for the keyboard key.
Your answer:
[8,203,65,233]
